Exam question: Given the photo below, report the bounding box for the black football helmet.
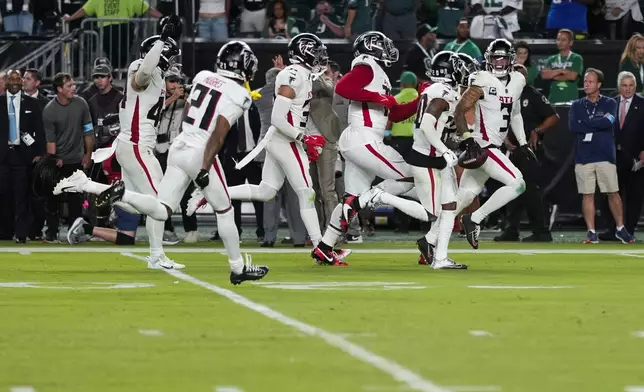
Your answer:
[484,39,516,78]
[216,41,258,83]
[158,15,183,41]
[452,52,480,86]
[353,31,399,67]
[426,50,457,86]
[140,35,181,73]
[288,33,328,74]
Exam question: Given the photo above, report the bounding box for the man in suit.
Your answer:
[23,68,50,240]
[222,102,264,242]
[600,71,644,239]
[0,70,46,243]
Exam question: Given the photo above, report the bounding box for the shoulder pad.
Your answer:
[424,83,455,101]
[352,55,376,69]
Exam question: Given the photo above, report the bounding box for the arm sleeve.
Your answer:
[271,95,302,140]
[335,65,384,103]
[388,98,420,123]
[572,54,584,75]
[82,0,96,15]
[534,91,557,120]
[43,108,56,143]
[419,112,449,155]
[139,0,150,14]
[510,110,527,145]
[135,40,164,87]
[80,98,94,133]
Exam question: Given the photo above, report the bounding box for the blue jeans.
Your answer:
[4,12,33,35]
[198,16,228,41]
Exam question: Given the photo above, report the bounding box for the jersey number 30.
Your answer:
[184,84,222,131]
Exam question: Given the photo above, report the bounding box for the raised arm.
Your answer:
[454,85,483,136]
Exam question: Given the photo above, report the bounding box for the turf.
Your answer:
[1,243,643,392]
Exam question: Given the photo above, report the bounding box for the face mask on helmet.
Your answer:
[381,37,399,67]
[486,54,511,77]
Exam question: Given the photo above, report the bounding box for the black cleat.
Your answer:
[416,237,435,265]
[230,256,269,285]
[460,214,480,249]
[96,179,125,209]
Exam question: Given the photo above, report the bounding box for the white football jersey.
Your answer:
[412,82,460,156]
[176,70,252,148]
[345,55,392,144]
[118,58,166,149]
[272,64,313,143]
[468,70,525,148]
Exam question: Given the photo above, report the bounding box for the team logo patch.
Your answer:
[489,87,497,96]
[522,99,529,107]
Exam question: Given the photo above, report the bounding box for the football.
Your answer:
[458,148,489,169]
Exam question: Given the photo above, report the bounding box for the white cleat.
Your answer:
[147,255,186,270]
[431,257,468,270]
[67,217,91,245]
[365,187,384,210]
[53,170,88,195]
[186,188,207,217]
[334,248,352,261]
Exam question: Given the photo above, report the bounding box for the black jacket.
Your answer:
[220,103,261,163]
[0,93,46,165]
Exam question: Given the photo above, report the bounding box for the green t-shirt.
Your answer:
[306,14,344,38]
[443,39,482,60]
[526,65,538,86]
[544,51,583,104]
[345,0,372,37]
[83,0,149,26]
[390,88,418,137]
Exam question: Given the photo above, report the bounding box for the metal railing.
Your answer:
[5,30,77,81]
[62,17,184,82]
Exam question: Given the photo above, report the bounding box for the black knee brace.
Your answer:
[115,232,135,245]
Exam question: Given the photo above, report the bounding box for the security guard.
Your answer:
[495,64,559,242]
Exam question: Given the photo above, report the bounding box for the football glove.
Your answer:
[376,94,398,109]
[519,144,537,162]
[302,135,326,162]
[195,169,210,189]
[417,80,431,94]
[443,150,458,168]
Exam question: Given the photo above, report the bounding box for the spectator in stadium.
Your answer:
[1,0,34,34]
[80,57,112,102]
[198,0,229,41]
[22,69,49,109]
[265,0,298,39]
[344,0,372,39]
[43,73,94,243]
[309,60,342,227]
[0,71,7,95]
[604,0,642,39]
[496,64,558,243]
[222,103,264,243]
[240,0,267,36]
[402,24,437,82]
[443,18,482,60]
[469,0,521,39]
[63,0,162,68]
[22,68,49,240]
[598,71,644,240]
[87,62,122,128]
[545,0,592,36]
[514,41,538,86]
[306,0,344,38]
[619,34,644,93]
[569,68,634,244]
[541,29,583,104]
[381,0,419,41]
[0,70,45,243]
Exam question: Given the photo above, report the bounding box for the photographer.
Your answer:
[156,69,198,243]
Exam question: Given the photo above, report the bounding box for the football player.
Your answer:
[452,38,535,249]
[311,31,435,265]
[411,51,478,269]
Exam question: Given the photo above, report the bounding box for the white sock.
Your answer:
[300,207,321,246]
[82,180,111,195]
[321,203,343,247]
[435,210,456,260]
[122,191,168,220]
[147,218,165,259]
[616,225,624,231]
[425,215,441,245]
[227,184,253,200]
[379,192,431,222]
[228,182,277,201]
[471,185,521,224]
[217,209,243,274]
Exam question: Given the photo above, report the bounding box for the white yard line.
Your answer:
[2,247,644,255]
[625,387,644,392]
[468,330,494,337]
[10,387,37,392]
[468,286,575,290]
[138,329,164,337]
[122,253,449,392]
[214,387,244,392]
[631,331,644,338]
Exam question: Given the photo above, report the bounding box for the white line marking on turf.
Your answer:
[631,331,644,338]
[625,387,644,392]
[469,330,494,337]
[447,387,501,392]
[5,247,644,255]
[251,281,429,290]
[139,329,164,337]
[622,253,644,259]
[10,387,37,392]
[468,285,575,290]
[215,386,244,392]
[339,332,378,338]
[122,253,449,392]
[18,250,31,255]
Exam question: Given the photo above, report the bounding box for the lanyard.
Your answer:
[584,98,598,118]
[415,41,430,60]
[451,40,467,53]
[557,52,571,67]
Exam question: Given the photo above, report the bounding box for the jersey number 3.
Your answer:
[499,102,513,133]
[184,84,222,131]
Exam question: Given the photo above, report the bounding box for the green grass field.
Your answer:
[1,241,644,392]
